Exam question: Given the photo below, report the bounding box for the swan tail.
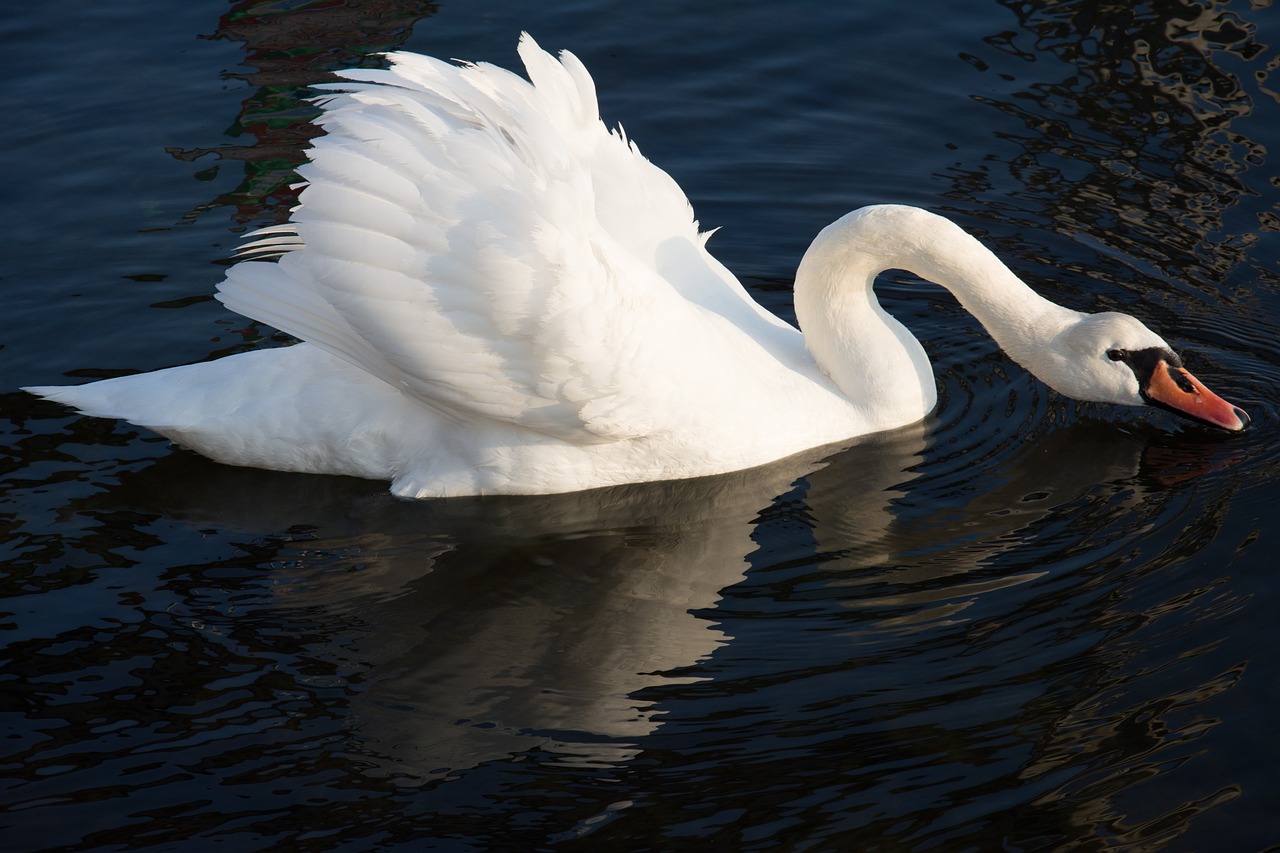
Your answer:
[24,346,447,482]
[22,362,262,468]
[25,375,185,430]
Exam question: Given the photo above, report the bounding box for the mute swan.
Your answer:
[25,35,1248,498]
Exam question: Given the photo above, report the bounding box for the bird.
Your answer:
[24,34,1248,498]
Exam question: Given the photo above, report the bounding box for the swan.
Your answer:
[25,34,1248,498]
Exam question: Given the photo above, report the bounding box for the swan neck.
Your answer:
[793,207,1084,424]
[796,206,1080,377]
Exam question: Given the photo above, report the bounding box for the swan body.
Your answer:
[25,35,1247,498]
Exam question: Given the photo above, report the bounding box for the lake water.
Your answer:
[3,1,1279,850]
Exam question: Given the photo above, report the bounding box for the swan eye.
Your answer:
[1107,349,1126,362]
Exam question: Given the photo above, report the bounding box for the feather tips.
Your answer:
[217,34,760,442]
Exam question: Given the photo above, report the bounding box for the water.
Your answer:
[3,1,1279,850]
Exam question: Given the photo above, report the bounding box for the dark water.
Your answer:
[4,1,1279,850]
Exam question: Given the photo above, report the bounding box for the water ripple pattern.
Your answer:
[2,0,1278,850]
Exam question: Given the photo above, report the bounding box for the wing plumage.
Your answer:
[218,33,787,443]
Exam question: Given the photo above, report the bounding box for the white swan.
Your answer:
[25,35,1247,498]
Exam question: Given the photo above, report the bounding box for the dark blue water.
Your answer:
[4,1,1279,850]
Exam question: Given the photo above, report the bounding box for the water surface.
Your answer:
[3,1,1279,850]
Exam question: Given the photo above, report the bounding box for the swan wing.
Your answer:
[217,34,791,442]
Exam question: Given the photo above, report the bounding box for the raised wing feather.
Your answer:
[217,34,791,442]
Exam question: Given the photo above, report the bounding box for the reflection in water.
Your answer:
[938,0,1280,475]
[949,0,1275,325]
[33,414,1238,835]
[587,426,1248,850]
[6,403,1251,844]
[3,0,1276,848]
[174,0,440,226]
[85,426,928,779]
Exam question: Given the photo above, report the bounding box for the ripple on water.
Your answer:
[4,0,1280,848]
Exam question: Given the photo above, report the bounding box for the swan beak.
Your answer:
[1142,360,1249,431]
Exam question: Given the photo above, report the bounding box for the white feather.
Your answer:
[26,34,1242,497]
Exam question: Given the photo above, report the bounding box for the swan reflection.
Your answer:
[83,411,1245,783]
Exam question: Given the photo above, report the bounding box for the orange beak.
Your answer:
[1142,360,1249,431]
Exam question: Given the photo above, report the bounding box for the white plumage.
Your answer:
[26,35,1246,497]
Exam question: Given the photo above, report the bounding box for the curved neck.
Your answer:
[794,206,1082,421]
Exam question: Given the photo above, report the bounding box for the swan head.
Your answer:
[1048,312,1248,431]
